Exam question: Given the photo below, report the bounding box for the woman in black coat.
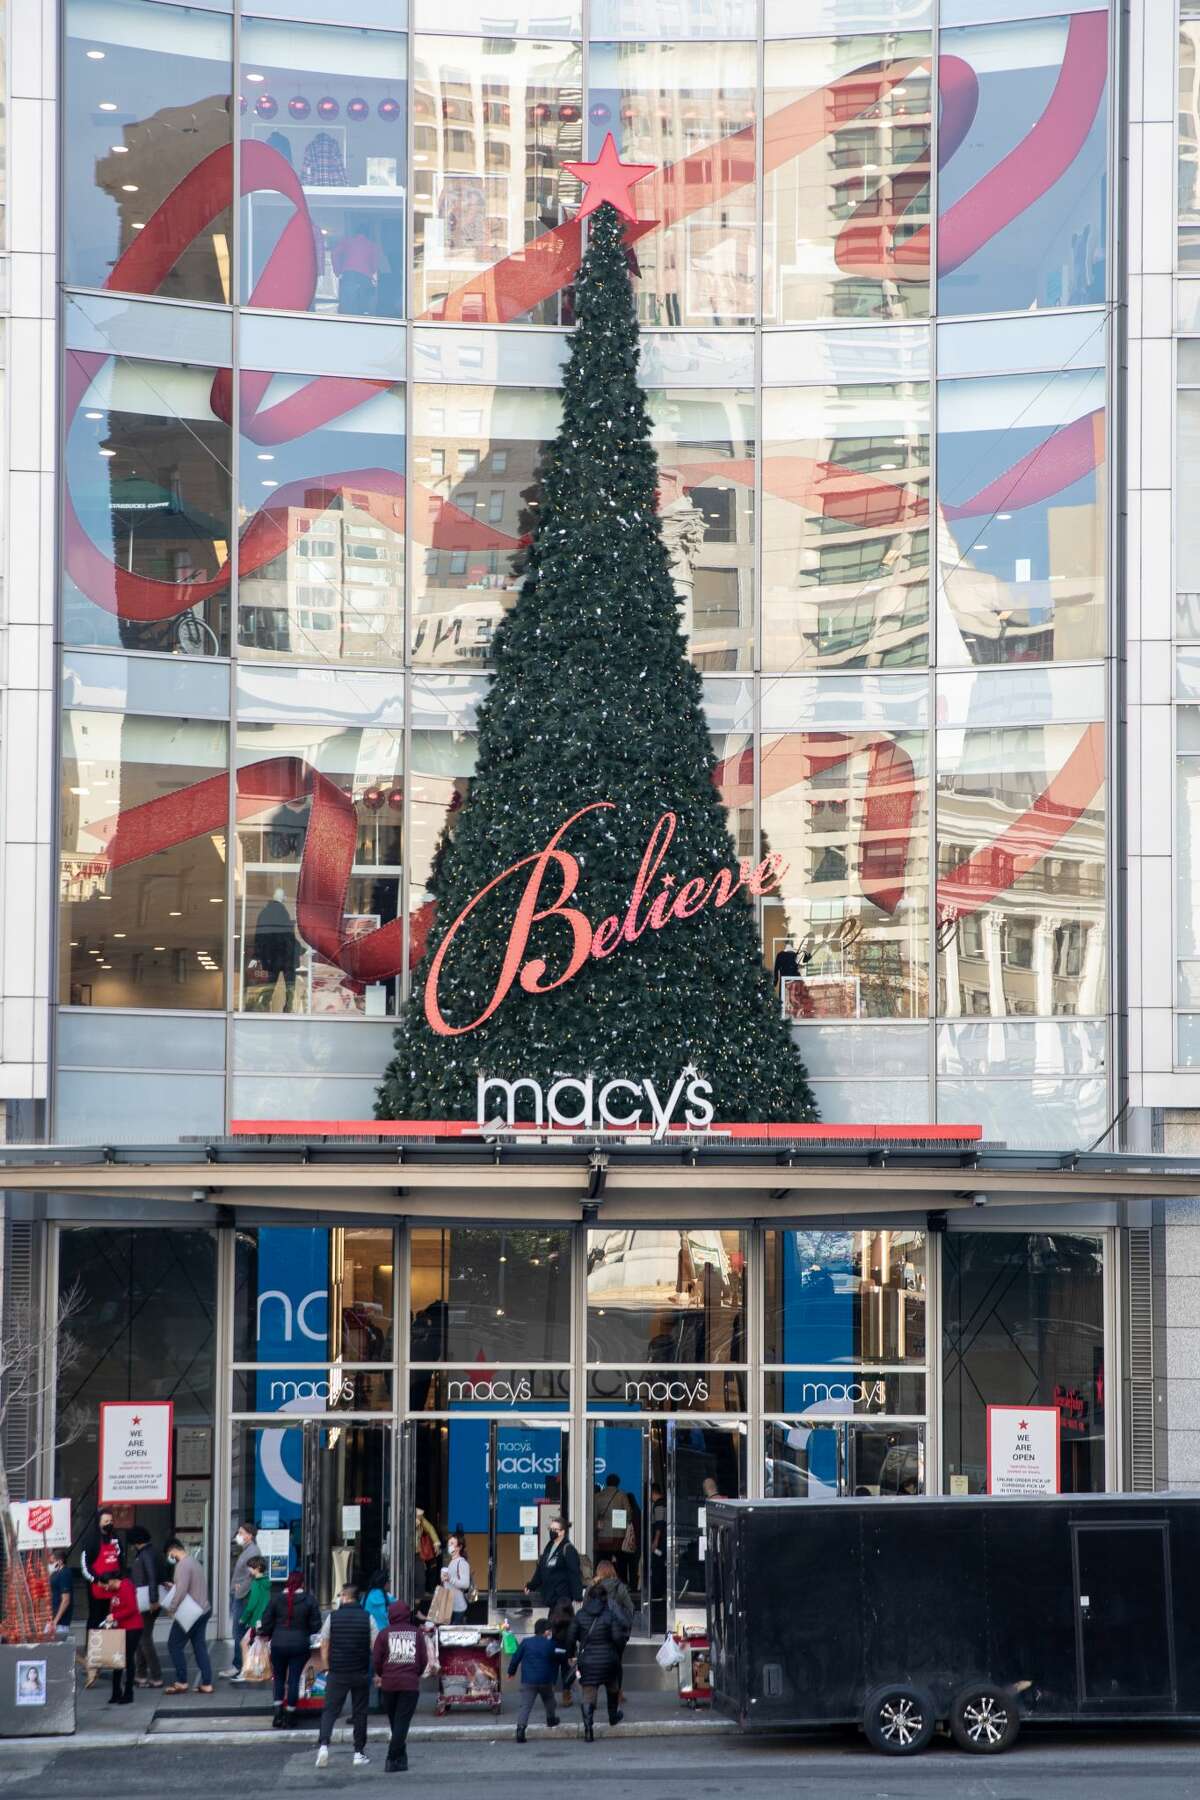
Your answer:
[567,1578,632,1740]
[259,1571,322,1726]
[525,1515,583,1610]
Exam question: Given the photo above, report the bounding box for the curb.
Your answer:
[0,1716,734,1754]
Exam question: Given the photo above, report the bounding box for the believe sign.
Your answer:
[986,1404,1060,1496]
[99,1401,173,1505]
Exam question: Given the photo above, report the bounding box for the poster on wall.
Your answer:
[15,1662,46,1706]
[10,1500,70,1550]
[174,1478,211,1531]
[986,1405,1060,1496]
[99,1402,173,1505]
[175,1427,211,1478]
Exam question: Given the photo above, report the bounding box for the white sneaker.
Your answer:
[315,1746,329,1769]
[353,1753,370,1767]
[219,1668,238,1680]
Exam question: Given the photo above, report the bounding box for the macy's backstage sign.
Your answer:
[425,802,786,1037]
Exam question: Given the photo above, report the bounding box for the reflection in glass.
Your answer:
[942,1231,1105,1493]
[765,1421,923,1497]
[937,370,1106,665]
[756,726,930,1021]
[410,384,559,666]
[234,1225,331,1362]
[762,384,930,671]
[647,389,754,671]
[763,35,931,325]
[593,0,754,34]
[1179,719,1200,1004]
[63,354,232,657]
[936,722,1106,1018]
[589,40,757,328]
[64,0,232,299]
[410,1227,572,1364]
[765,0,931,30]
[938,15,1107,316]
[1183,5,1200,269]
[412,37,583,325]
[586,1229,745,1363]
[763,1370,926,1415]
[237,372,405,665]
[764,1229,926,1365]
[937,1075,1108,1149]
[407,705,479,960]
[1178,392,1200,615]
[60,710,228,1010]
[234,721,404,1016]
[240,18,407,319]
[586,1368,747,1411]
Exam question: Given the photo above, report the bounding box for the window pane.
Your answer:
[64,0,233,299]
[936,721,1106,1018]
[1179,392,1200,603]
[586,1229,746,1363]
[63,354,232,657]
[412,36,583,325]
[758,726,930,1020]
[588,41,756,328]
[410,384,560,666]
[240,18,407,319]
[942,1232,1105,1493]
[60,710,228,1009]
[1179,756,1200,971]
[938,14,1108,316]
[410,1227,572,1363]
[234,1225,330,1362]
[237,372,404,666]
[766,0,931,31]
[335,1230,394,1362]
[62,650,229,718]
[648,388,754,672]
[763,384,930,671]
[937,370,1106,666]
[765,1229,926,1365]
[1183,10,1200,270]
[763,35,931,325]
[592,0,754,35]
[234,720,403,1016]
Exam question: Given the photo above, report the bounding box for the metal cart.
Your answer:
[674,1625,712,1707]
[434,1624,502,1714]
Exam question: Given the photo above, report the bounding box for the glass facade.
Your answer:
[53,0,1115,1150]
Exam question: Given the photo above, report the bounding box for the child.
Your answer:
[98,1573,142,1705]
[234,1555,271,1680]
[507,1618,561,1743]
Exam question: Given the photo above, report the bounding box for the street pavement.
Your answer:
[5,1726,1200,1797]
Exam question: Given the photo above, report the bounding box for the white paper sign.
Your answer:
[342,1505,361,1536]
[11,1500,70,1550]
[986,1404,1060,1496]
[175,1426,211,1478]
[174,1478,210,1530]
[99,1402,173,1505]
[257,1528,291,1580]
[519,1534,539,1561]
[611,1509,627,1530]
[519,1506,538,1530]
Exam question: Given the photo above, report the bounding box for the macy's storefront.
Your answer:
[0,1138,1155,1637]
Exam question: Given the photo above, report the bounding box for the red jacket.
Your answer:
[96,1577,141,1631]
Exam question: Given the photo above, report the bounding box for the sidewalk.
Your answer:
[0,1640,730,1753]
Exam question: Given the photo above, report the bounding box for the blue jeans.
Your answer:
[231,1599,244,1671]
[168,1609,213,1686]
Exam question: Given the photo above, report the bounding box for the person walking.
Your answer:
[223,1519,259,1679]
[81,1508,123,1687]
[525,1516,583,1611]
[260,1570,322,1728]
[233,1555,271,1677]
[509,1618,561,1743]
[414,1509,441,1599]
[593,1474,639,1589]
[364,1566,393,1638]
[127,1526,164,1688]
[315,1585,372,1770]
[568,1576,633,1742]
[547,1597,577,1705]
[46,1550,74,1643]
[439,1535,472,1618]
[96,1571,142,1706]
[161,1537,214,1695]
[371,1598,429,1773]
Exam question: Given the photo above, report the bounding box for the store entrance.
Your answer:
[588,1421,744,1635]
[404,1419,569,1618]
[764,1420,925,1497]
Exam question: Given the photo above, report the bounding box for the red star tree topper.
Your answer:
[562,132,655,221]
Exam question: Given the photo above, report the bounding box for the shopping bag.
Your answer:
[242,1633,271,1683]
[174,1593,203,1633]
[87,1628,126,1671]
[656,1634,684,1671]
[427,1585,454,1626]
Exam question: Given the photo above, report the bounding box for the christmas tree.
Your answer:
[378,199,815,1125]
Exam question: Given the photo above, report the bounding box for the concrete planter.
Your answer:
[0,1641,76,1735]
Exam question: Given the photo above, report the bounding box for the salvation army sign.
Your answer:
[10,1499,71,1549]
[426,803,786,1037]
[99,1401,173,1505]
[986,1404,1060,1496]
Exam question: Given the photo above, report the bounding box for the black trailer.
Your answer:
[707,1492,1200,1756]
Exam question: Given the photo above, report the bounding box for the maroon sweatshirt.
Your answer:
[370,1599,429,1693]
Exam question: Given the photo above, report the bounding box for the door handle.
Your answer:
[1079,1595,1090,1609]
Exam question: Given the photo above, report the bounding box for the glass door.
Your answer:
[765,1420,925,1497]
[668,1422,745,1626]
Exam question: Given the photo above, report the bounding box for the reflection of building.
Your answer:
[239,497,404,664]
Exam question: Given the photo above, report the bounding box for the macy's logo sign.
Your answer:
[624,1376,710,1407]
[477,1070,714,1137]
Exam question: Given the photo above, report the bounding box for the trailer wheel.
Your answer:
[949,1684,1019,1754]
[863,1684,936,1755]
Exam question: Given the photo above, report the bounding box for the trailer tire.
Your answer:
[862,1684,936,1755]
[948,1683,1020,1754]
